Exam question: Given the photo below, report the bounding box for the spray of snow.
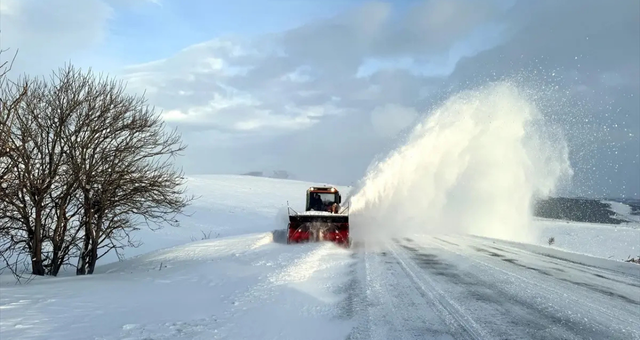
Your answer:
[348,81,573,245]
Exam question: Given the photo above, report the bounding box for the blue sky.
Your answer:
[98,0,505,72]
[2,0,508,76]
[103,0,376,65]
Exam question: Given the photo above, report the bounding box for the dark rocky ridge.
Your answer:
[533,197,637,224]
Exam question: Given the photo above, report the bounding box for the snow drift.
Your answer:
[348,82,573,245]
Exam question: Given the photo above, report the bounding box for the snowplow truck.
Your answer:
[286,186,350,247]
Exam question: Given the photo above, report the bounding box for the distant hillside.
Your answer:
[533,197,634,224]
[241,170,296,180]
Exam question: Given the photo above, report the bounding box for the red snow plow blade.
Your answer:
[287,212,350,246]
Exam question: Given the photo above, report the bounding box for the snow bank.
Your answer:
[533,218,640,262]
[0,235,355,340]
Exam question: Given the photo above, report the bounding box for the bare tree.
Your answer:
[0,65,84,277]
[1,49,24,182]
[55,66,193,275]
[1,77,52,276]
[0,62,193,278]
[0,49,32,280]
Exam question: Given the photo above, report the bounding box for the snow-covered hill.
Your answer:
[1,175,638,340]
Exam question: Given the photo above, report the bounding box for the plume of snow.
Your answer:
[348,81,573,246]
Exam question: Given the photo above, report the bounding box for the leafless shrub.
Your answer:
[190,229,218,241]
[625,256,640,264]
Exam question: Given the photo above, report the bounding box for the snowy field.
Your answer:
[604,200,640,224]
[96,175,353,264]
[1,175,639,340]
[534,218,639,262]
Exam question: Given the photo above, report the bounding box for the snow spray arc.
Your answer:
[347,81,573,244]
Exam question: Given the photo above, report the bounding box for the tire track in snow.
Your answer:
[386,239,490,340]
[346,248,419,340]
[416,235,640,340]
[348,235,640,340]
[428,235,640,330]
[458,235,640,305]
[346,240,487,340]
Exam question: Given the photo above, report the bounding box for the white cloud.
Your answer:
[107,0,162,8]
[370,104,418,138]
[0,0,165,75]
[1,0,113,74]
[400,0,503,51]
[119,0,504,141]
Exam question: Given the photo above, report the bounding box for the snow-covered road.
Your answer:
[346,235,640,340]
